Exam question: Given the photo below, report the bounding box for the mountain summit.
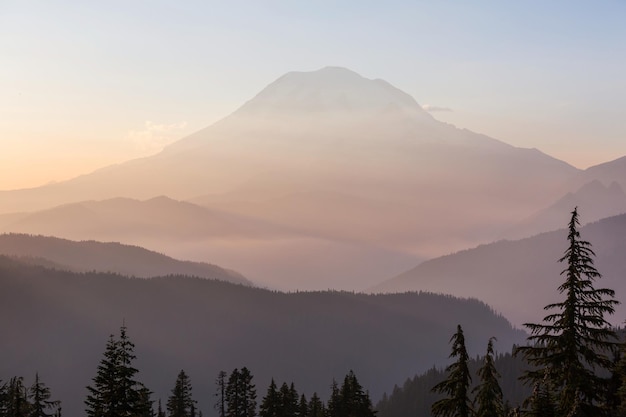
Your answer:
[234,66,433,119]
[0,67,583,289]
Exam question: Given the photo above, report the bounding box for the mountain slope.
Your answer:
[0,233,251,285]
[0,67,585,289]
[0,256,526,417]
[371,212,626,326]
[503,180,626,240]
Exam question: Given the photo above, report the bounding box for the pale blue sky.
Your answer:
[1,1,625,189]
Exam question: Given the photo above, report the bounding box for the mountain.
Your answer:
[503,180,626,239]
[0,233,251,285]
[0,196,293,240]
[0,67,584,289]
[0,256,526,417]
[578,155,626,189]
[0,196,421,290]
[370,212,626,327]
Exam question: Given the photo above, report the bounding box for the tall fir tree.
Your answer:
[85,325,151,417]
[326,380,340,417]
[306,393,324,417]
[167,370,196,417]
[5,376,30,417]
[472,338,503,417]
[431,325,473,417]
[259,379,279,417]
[327,371,375,417]
[516,207,618,417]
[225,368,256,417]
[28,373,60,417]
[297,394,308,417]
[215,371,227,417]
[278,383,297,417]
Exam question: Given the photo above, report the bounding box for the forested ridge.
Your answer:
[0,255,524,416]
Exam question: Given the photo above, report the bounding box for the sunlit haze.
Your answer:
[1,1,625,190]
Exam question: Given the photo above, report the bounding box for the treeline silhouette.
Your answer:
[2,325,376,417]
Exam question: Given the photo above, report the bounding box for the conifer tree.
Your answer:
[473,338,503,417]
[28,373,60,417]
[326,380,340,417]
[327,371,375,417]
[225,368,256,417]
[167,370,195,417]
[259,379,279,417]
[516,208,618,417]
[85,325,151,417]
[297,394,307,417]
[6,376,30,417]
[215,371,227,417]
[278,382,297,417]
[431,325,473,417]
[307,393,324,417]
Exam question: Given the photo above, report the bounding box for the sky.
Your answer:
[1,1,625,191]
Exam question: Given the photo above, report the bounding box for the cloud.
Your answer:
[422,104,453,112]
[127,121,188,153]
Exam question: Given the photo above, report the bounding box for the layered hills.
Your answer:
[0,256,525,417]
[371,212,626,326]
[0,233,251,285]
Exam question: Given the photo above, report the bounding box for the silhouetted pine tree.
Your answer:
[225,368,256,417]
[259,379,280,417]
[215,371,227,417]
[298,394,308,417]
[473,338,504,417]
[327,371,375,417]
[167,370,195,417]
[431,325,473,417]
[28,373,60,417]
[516,208,618,417]
[326,380,340,417]
[85,326,151,417]
[278,383,297,417]
[307,393,324,417]
[6,376,30,417]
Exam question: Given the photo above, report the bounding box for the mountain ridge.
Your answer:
[0,233,251,285]
[0,255,526,417]
[370,211,626,326]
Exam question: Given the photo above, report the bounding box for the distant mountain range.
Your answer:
[0,233,251,285]
[502,180,626,240]
[0,256,526,417]
[371,211,626,326]
[4,67,624,290]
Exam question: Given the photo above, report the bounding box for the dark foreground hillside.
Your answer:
[376,351,531,417]
[0,256,525,417]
